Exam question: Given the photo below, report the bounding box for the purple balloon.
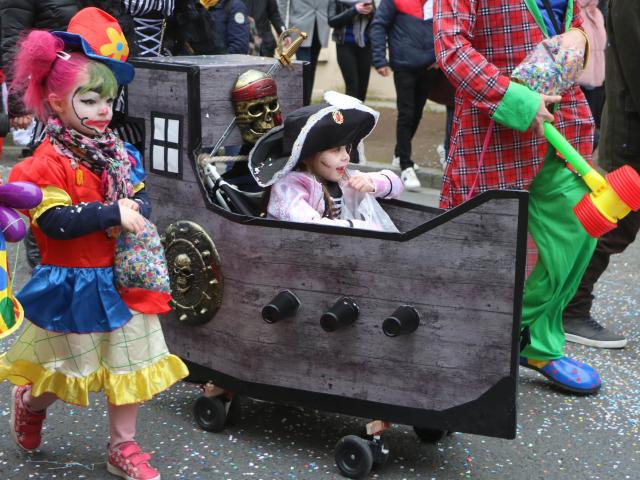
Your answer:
[0,181,43,210]
[0,206,27,242]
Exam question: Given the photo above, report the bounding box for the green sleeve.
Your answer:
[491,81,540,132]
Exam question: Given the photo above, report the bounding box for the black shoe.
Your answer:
[563,316,627,349]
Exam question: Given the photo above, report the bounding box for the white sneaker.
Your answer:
[392,156,420,172]
[437,144,446,166]
[400,167,421,190]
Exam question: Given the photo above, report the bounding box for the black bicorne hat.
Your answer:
[249,93,379,187]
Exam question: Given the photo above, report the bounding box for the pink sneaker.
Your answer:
[107,441,160,480]
[10,385,46,451]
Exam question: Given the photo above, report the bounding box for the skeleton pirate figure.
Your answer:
[219,69,283,191]
[233,69,282,145]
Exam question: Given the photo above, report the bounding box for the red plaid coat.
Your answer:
[434,0,595,208]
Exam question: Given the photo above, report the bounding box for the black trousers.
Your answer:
[336,42,372,102]
[581,84,605,150]
[581,85,605,128]
[393,68,438,170]
[564,208,640,318]
[296,23,322,106]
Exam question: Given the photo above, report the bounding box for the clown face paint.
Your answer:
[308,145,351,183]
[57,71,115,137]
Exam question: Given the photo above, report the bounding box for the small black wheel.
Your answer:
[335,435,374,479]
[193,395,227,432]
[413,426,448,443]
[225,396,241,426]
[370,439,390,466]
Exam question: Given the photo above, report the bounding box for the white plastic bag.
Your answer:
[341,186,400,233]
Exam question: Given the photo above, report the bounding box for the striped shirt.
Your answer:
[326,182,343,219]
[123,0,174,16]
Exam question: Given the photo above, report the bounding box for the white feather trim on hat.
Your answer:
[323,91,363,109]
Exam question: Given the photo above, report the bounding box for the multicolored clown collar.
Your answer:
[53,7,134,85]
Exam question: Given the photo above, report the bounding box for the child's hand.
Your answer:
[347,173,375,193]
[118,198,140,211]
[119,204,145,234]
[10,114,33,130]
[355,2,373,14]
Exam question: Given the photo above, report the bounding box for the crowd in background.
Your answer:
[0,0,620,203]
[0,0,616,196]
[0,0,459,191]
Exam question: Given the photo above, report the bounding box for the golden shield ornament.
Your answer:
[163,221,223,325]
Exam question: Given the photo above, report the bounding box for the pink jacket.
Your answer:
[578,0,606,88]
[267,169,404,230]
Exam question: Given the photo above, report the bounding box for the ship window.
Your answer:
[150,112,183,178]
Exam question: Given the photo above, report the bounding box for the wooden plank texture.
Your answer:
[147,172,522,413]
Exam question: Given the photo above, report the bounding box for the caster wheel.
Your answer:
[225,396,241,426]
[335,435,374,479]
[193,395,227,432]
[413,426,448,443]
[370,439,389,466]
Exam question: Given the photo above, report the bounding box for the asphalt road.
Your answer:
[0,156,638,480]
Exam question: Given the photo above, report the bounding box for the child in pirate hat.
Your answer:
[249,92,404,231]
[3,8,187,480]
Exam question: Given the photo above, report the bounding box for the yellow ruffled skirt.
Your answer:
[0,311,188,406]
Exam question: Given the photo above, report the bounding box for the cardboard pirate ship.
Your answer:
[126,53,526,478]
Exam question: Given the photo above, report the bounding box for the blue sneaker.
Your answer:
[520,356,601,394]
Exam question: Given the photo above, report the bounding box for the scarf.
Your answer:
[339,0,371,48]
[46,116,134,202]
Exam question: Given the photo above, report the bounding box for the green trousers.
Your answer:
[521,150,597,360]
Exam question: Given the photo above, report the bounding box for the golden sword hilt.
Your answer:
[276,28,308,68]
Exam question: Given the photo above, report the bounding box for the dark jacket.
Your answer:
[0,0,78,116]
[241,0,285,56]
[327,0,374,45]
[210,0,250,54]
[167,0,249,55]
[599,0,640,172]
[369,0,435,71]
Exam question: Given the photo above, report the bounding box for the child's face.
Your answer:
[309,145,351,182]
[54,71,115,137]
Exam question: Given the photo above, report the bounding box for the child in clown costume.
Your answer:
[434,0,600,394]
[0,8,188,480]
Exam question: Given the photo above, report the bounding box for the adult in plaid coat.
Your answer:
[434,0,601,394]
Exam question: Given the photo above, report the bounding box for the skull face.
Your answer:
[173,253,194,294]
[234,94,282,145]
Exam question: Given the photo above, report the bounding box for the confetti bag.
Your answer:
[113,218,170,293]
[511,36,584,96]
